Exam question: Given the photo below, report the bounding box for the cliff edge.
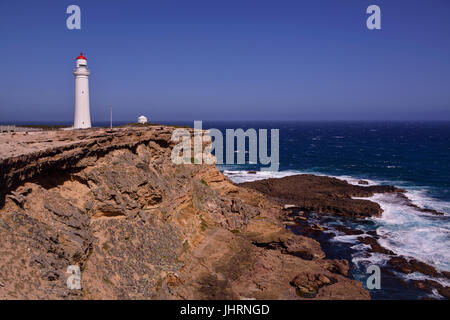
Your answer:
[0,127,369,300]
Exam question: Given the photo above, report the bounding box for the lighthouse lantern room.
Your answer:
[73,52,91,129]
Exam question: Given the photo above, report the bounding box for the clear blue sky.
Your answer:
[1,0,449,122]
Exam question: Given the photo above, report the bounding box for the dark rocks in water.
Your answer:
[311,224,325,231]
[411,279,442,293]
[411,279,450,299]
[396,193,445,216]
[415,207,444,216]
[438,287,450,299]
[366,230,379,238]
[334,225,364,236]
[247,171,257,174]
[388,257,440,278]
[357,236,395,255]
[240,174,404,218]
[358,180,369,185]
[241,174,446,219]
[408,260,441,278]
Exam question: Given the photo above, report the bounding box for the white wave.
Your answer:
[367,193,450,272]
[402,272,450,288]
[330,234,361,244]
[329,175,380,186]
[405,189,450,214]
[223,169,303,184]
[223,168,382,186]
[352,252,389,267]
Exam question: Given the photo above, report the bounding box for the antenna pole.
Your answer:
[110,105,112,129]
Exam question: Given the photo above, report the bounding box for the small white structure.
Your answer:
[73,52,91,129]
[137,115,148,124]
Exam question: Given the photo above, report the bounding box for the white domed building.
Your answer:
[137,115,148,124]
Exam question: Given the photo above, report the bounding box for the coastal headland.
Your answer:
[0,126,447,299]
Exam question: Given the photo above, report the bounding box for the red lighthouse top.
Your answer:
[76,52,87,60]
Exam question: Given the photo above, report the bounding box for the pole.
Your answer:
[110,105,112,129]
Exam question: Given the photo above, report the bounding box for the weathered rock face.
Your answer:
[0,127,369,300]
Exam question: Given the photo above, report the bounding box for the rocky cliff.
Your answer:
[0,127,369,299]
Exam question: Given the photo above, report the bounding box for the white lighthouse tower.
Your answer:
[73,52,91,129]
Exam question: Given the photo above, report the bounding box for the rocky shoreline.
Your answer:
[240,174,450,299]
[0,127,447,299]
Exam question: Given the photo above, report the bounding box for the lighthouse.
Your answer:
[73,52,91,129]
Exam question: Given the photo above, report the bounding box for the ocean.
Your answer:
[200,121,450,300]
